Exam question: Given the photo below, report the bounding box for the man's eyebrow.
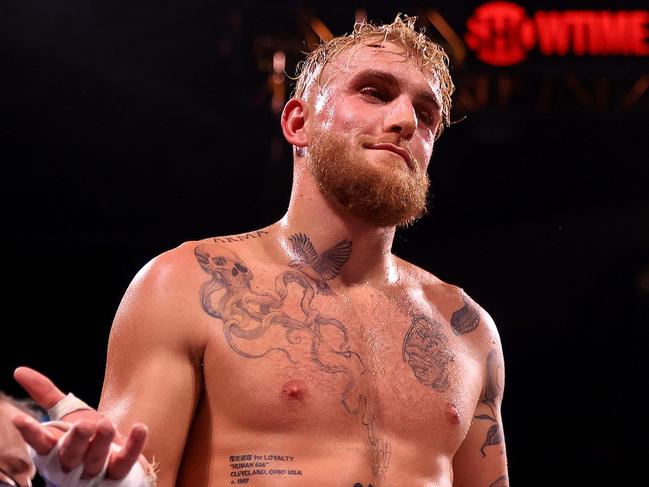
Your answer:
[416,90,441,110]
[352,69,399,86]
[351,69,441,109]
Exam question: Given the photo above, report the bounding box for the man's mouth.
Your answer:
[366,143,413,169]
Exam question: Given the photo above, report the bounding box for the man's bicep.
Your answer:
[97,253,205,485]
[100,346,201,482]
[453,347,508,487]
[452,402,508,486]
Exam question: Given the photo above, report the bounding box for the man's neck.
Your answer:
[272,166,399,287]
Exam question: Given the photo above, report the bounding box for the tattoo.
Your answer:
[483,349,502,414]
[402,315,454,392]
[213,230,270,244]
[450,294,480,335]
[474,349,505,457]
[195,243,362,374]
[288,233,352,295]
[358,397,392,475]
[228,453,302,484]
[488,475,509,487]
[477,422,503,457]
[195,241,389,476]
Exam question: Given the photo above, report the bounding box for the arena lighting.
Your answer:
[271,51,286,114]
[309,17,333,42]
[425,10,467,66]
[465,1,649,66]
[620,75,649,110]
[355,8,367,25]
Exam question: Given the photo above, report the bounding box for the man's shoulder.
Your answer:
[142,228,274,276]
[395,255,464,299]
[205,228,274,246]
[135,240,203,280]
[396,256,500,339]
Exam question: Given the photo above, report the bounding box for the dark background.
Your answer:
[1,1,647,485]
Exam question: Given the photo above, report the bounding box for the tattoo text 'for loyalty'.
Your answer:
[229,454,302,484]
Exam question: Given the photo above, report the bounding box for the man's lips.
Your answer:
[366,143,413,169]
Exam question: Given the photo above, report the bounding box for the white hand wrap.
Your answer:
[47,393,93,421]
[30,422,157,487]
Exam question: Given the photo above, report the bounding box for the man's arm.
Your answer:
[11,370,151,485]
[97,246,206,486]
[15,245,206,487]
[452,314,509,487]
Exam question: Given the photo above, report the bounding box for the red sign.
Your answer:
[465,1,649,66]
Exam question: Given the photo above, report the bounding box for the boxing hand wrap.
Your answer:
[47,393,94,421]
[30,422,157,487]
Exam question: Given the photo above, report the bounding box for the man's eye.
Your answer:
[417,110,432,125]
[360,87,385,100]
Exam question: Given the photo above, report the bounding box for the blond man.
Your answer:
[13,16,509,487]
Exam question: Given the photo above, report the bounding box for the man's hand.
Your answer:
[12,366,148,480]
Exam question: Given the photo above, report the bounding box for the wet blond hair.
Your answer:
[293,15,454,138]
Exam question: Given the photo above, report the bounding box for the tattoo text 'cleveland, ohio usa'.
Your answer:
[229,453,301,484]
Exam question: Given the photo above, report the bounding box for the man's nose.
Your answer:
[385,95,417,139]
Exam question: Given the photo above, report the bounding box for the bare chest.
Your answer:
[199,267,484,455]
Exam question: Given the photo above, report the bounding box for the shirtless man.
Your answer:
[12,16,509,487]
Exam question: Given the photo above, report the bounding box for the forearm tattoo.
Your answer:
[195,234,389,477]
[402,315,454,392]
[474,349,505,457]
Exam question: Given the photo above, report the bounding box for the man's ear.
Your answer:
[281,98,309,148]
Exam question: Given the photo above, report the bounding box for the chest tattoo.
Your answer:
[194,239,390,476]
[402,315,454,392]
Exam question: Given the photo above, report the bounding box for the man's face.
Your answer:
[304,42,443,226]
[0,401,35,487]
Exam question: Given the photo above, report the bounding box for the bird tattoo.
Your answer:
[288,233,352,295]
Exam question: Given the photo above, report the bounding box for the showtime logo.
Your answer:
[465,1,649,66]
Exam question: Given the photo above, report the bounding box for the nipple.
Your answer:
[281,380,308,402]
[445,402,461,425]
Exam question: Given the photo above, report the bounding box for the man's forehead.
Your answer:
[317,41,441,100]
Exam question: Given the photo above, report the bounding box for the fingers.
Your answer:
[14,406,146,482]
[106,423,148,479]
[12,412,58,455]
[58,421,96,472]
[14,366,66,410]
[81,420,116,478]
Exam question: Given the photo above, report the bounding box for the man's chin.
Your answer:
[330,189,428,228]
[367,148,413,173]
[308,131,429,227]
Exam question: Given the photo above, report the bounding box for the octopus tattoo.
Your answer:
[194,241,390,476]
